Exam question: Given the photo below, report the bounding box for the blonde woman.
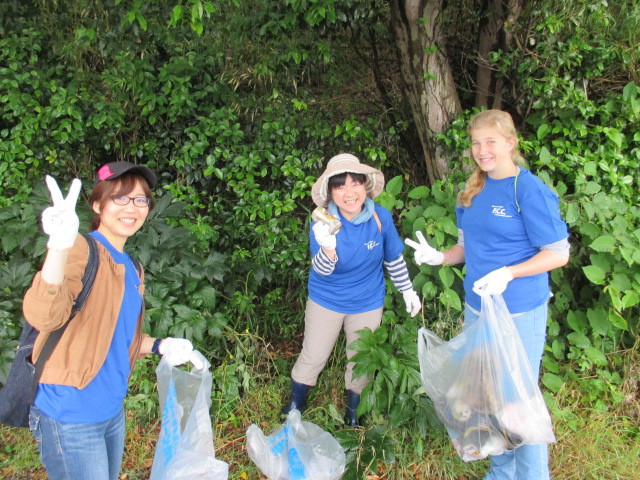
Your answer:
[406,110,569,480]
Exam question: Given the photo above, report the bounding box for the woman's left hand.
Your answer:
[159,338,205,369]
[405,231,444,266]
[402,289,421,317]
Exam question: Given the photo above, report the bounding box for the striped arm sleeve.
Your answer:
[312,248,338,275]
[384,254,412,292]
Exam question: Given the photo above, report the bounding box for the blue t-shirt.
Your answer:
[35,231,142,423]
[308,204,405,314]
[456,168,568,313]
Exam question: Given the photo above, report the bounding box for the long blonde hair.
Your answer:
[458,109,525,207]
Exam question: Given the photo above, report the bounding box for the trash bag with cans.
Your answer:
[418,294,556,462]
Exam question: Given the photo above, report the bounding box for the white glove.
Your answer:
[312,222,337,250]
[402,289,421,317]
[404,231,444,266]
[472,267,514,296]
[41,175,81,250]
[158,338,205,369]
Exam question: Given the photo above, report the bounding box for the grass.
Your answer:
[550,410,639,480]
[1,342,638,480]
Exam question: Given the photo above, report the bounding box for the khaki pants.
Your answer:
[291,298,383,395]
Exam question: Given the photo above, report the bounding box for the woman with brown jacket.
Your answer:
[25,161,202,480]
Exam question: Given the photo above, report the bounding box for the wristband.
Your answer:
[152,337,164,355]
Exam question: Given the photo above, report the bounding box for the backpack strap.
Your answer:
[513,168,522,213]
[373,210,382,233]
[31,233,100,400]
[131,257,142,278]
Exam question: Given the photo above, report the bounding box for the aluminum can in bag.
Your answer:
[311,207,342,234]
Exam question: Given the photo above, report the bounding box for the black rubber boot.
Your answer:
[281,379,311,419]
[344,389,362,427]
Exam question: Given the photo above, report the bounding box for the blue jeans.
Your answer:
[464,301,551,480]
[29,404,126,480]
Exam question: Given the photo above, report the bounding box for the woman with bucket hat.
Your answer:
[282,153,421,427]
[24,161,203,480]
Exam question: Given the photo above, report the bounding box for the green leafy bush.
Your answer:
[1,0,637,425]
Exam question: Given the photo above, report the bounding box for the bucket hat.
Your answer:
[311,153,384,207]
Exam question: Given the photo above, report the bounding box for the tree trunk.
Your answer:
[475,0,523,109]
[390,0,462,184]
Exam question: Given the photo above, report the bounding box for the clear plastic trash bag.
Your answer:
[150,351,229,480]
[418,294,555,462]
[246,409,346,480]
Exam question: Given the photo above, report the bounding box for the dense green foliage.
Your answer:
[1,1,638,471]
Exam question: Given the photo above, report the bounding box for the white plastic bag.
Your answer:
[246,409,346,480]
[150,351,229,480]
[418,294,555,462]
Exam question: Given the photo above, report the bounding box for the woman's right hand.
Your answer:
[312,222,337,250]
[405,231,444,266]
[41,175,81,250]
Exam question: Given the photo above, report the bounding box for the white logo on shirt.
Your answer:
[491,205,512,218]
[364,241,380,250]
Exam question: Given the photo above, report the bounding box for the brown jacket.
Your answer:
[23,234,150,389]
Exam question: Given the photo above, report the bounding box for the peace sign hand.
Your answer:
[41,175,82,250]
[404,231,444,266]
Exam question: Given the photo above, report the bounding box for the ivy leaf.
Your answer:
[440,216,458,236]
[190,285,217,310]
[584,181,601,195]
[583,161,597,176]
[567,332,591,348]
[587,307,609,337]
[537,125,552,141]
[582,265,606,285]
[375,191,395,211]
[584,347,608,366]
[604,128,624,148]
[566,310,586,334]
[438,267,454,288]
[589,235,616,252]
[386,175,402,196]
[538,146,552,164]
[610,273,631,292]
[408,186,430,199]
[622,81,637,101]
[564,202,580,224]
[542,373,564,393]
[421,281,437,299]
[622,291,639,308]
[608,311,628,331]
[170,5,183,26]
[423,205,447,219]
[439,288,461,311]
[551,339,565,360]
[542,354,560,373]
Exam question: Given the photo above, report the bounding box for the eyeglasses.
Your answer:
[111,196,151,208]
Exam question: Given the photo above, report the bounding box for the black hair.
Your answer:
[327,172,366,191]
